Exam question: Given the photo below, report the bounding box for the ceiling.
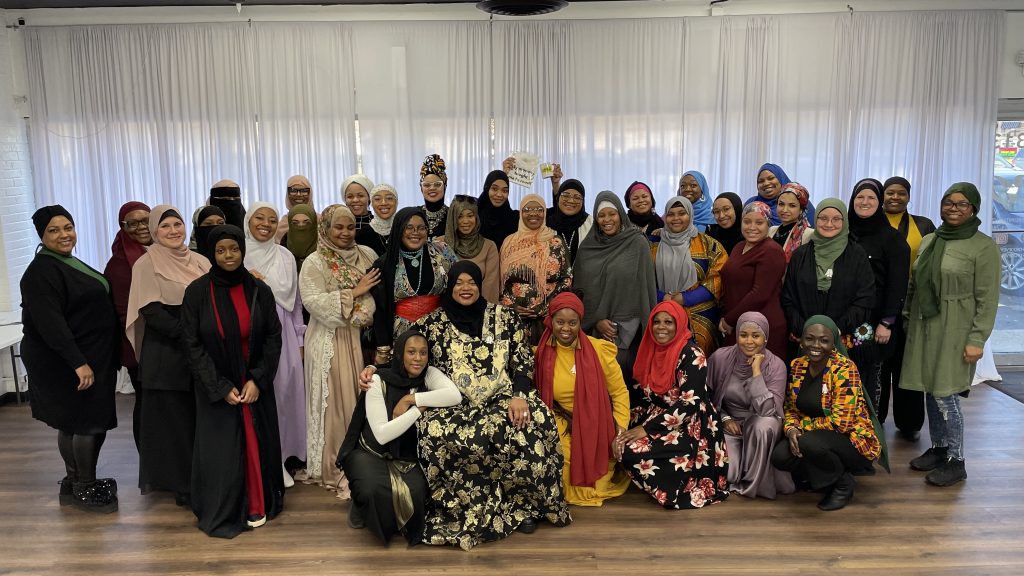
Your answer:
[0,0,601,7]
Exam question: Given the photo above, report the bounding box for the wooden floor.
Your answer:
[3,385,1024,575]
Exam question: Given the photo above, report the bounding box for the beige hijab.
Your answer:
[125,204,211,359]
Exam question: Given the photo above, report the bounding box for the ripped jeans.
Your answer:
[926,393,964,461]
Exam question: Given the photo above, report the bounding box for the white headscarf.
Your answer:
[244,202,298,311]
[369,183,398,236]
[656,196,699,294]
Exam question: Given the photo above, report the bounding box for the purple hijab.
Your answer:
[707,311,788,410]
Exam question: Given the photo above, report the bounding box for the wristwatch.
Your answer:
[879,320,894,329]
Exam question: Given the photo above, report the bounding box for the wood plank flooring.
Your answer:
[2,385,1024,575]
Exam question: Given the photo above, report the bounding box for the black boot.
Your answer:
[926,458,967,487]
[347,504,365,530]
[817,472,855,511]
[59,476,74,506]
[910,446,948,471]
[72,480,118,514]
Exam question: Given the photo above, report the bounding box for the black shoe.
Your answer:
[926,458,967,487]
[347,505,365,530]
[910,447,948,471]
[897,429,921,441]
[817,473,855,511]
[517,518,537,534]
[174,492,191,508]
[72,480,118,514]
[59,476,74,506]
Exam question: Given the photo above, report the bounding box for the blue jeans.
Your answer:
[926,393,964,461]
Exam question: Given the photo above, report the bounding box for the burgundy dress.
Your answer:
[719,240,788,359]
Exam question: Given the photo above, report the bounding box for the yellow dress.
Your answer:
[552,336,631,506]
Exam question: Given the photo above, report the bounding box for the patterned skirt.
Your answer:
[416,392,572,550]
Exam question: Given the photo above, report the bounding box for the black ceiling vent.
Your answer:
[476,0,568,16]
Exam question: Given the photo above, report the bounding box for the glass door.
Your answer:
[993,120,1024,366]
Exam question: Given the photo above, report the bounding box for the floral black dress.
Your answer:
[621,343,730,509]
[413,303,571,550]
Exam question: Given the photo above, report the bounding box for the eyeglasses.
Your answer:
[421,181,444,190]
[122,219,148,231]
[817,216,844,226]
[522,207,545,214]
[453,194,477,204]
[559,192,583,202]
[288,187,311,195]
[941,199,972,211]
[403,224,428,233]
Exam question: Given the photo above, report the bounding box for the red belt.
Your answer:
[395,294,441,322]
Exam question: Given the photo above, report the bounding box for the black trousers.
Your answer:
[771,430,870,490]
[878,320,924,433]
[127,366,142,452]
[344,447,427,546]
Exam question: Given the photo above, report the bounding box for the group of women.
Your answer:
[19,153,1000,548]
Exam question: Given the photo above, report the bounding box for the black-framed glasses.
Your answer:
[122,219,148,231]
[288,187,311,195]
[941,199,972,211]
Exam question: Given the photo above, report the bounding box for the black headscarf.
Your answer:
[707,192,744,254]
[32,204,74,238]
[883,176,911,196]
[209,183,246,229]
[547,179,590,261]
[372,207,434,345]
[477,170,518,249]
[848,178,889,239]
[205,224,257,385]
[195,206,227,260]
[441,260,487,338]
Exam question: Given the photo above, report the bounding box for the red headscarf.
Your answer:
[633,300,694,395]
[534,292,616,488]
[110,201,151,267]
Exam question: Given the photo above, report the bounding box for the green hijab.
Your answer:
[809,197,849,291]
[803,314,847,356]
[37,246,110,293]
[286,203,318,267]
[914,182,983,319]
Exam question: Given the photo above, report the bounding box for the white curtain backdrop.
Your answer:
[25,11,1003,274]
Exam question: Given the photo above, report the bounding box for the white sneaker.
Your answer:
[282,463,295,488]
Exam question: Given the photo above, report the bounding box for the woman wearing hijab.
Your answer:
[337,329,462,545]
[103,201,152,450]
[370,207,457,364]
[534,292,630,507]
[744,163,816,227]
[901,183,1000,487]
[547,178,593,264]
[771,316,884,511]
[781,198,875,361]
[299,205,380,497]
[443,195,500,303]
[678,171,716,231]
[846,179,910,410]
[126,205,211,504]
[405,261,570,549]
[22,206,119,512]
[283,204,318,274]
[194,206,226,260]
[708,192,744,255]
[879,176,934,440]
[356,184,399,257]
[769,182,814,263]
[624,181,664,242]
[652,196,728,355]
[500,194,572,344]
[477,169,519,250]
[209,179,246,229]
[617,301,730,509]
[574,191,658,396]
[276,175,315,242]
[707,311,794,499]
[243,202,307,471]
[419,154,449,240]
[181,225,285,537]
[719,202,788,359]
[342,174,375,230]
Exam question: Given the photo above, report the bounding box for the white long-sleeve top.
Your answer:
[366,366,462,446]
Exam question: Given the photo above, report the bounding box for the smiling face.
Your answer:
[757,170,782,200]
[712,198,736,229]
[214,238,243,272]
[401,215,427,251]
[596,206,621,237]
[372,192,397,220]
[558,188,584,216]
[816,207,844,239]
[628,188,653,215]
[124,209,152,246]
[776,193,801,226]
[248,207,278,242]
[883,184,909,215]
[678,175,702,204]
[487,179,510,207]
[664,205,691,234]
[737,323,766,358]
[853,189,879,219]
[651,311,677,345]
[344,183,370,216]
[42,216,76,256]
[522,200,545,231]
[330,213,357,249]
[551,308,581,347]
[451,272,480,306]
[420,174,445,203]
[155,216,186,249]
[940,191,975,226]
[741,211,769,244]
[457,209,477,236]
[801,323,834,364]
[402,335,429,379]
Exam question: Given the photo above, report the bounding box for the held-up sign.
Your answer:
[508,152,540,188]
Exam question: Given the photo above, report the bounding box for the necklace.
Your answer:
[401,247,425,294]
[423,205,448,238]
[559,229,576,252]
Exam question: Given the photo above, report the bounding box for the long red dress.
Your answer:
[719,239,788,359]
